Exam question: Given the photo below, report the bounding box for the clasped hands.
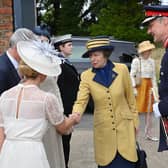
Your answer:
[63,113,81,135]
[69,112,81,125]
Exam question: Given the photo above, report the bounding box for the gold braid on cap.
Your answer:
[86,38,110,49]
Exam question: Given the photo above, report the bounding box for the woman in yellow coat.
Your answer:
[72,36,139,168]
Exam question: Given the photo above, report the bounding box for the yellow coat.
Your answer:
[72,63,139,166]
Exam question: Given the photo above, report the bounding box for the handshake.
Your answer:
[63,113,81,135]
[69,112,81,125]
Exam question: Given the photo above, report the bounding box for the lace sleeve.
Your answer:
[0,95,4,127]
[45,93,64,125]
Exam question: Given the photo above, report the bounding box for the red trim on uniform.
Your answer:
[164,38,168,48]
[145,10,168,17]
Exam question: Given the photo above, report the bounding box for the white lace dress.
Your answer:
[0,84,64,168]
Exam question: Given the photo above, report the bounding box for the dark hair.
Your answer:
[103,50,112,58]
[54,43,66,52]
[88,50,112,58]
[53,40,72,51]
[33,23,51,40]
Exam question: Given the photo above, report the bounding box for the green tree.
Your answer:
[36,0,161,41]
[57,0,87,35]
[36,0,61,35]
[88,0,152,42]
[36,0,87,35]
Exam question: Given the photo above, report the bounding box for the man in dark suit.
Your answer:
[53,34,80,168]
[142,5,168,152]
[0,28,37,95]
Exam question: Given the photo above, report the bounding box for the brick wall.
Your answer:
[0,0,13,54]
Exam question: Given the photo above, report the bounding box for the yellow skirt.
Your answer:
[136,78,154,113]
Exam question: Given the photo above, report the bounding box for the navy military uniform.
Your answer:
[57,54,80,168]
[57,54,80,117]
[53,34,80,168]
[142,5,168,151]
[158,47,168,151]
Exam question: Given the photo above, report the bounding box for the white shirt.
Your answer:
[6,51,19,69]
[130,57,157,88]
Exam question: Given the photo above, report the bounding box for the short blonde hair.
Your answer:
[18,60,39,79]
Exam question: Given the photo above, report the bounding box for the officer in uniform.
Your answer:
[52,34,80,168]
[142,5,168,152]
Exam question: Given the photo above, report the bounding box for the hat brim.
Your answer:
[51,34,72,47]
[138,45,155,54]
[82,45,114,58]
[141,16,159,26]
[17,41,62,77]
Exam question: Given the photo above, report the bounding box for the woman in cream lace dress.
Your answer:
[0,40,79,168]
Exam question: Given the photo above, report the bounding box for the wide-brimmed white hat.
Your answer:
[138,40,155,54]
[17,40,62,76]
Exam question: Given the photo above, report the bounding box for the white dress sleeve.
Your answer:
[45,93,64,125]
[43,87,65,168]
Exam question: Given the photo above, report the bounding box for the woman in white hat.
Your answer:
[0,41,79,168]
[130,40,158,141]
[72,36,139,168]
